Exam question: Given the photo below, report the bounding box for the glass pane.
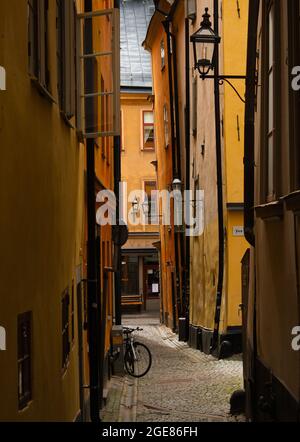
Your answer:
[121,256,139,296]
[144,125,154,145]
[268,135,274,197]
[144,111,153,124]
[268,69,274,132]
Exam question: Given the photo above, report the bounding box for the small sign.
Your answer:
[0,327,6,351]
[0,66,6,91]
[152,284,159,293]
[233,226,244,237]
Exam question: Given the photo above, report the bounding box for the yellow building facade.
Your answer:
[144,0,248,352]
[143,0,179,330]
[120,1,160,315]
[189,0,249,356]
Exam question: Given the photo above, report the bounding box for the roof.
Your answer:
[143,0,174,51]
[120,0,155,88]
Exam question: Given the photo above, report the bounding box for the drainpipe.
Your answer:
[184,18,191,321]
[162,18,178,330]
[114,0,122,326]
[211,0,225,355]
[170,31,186,319]
[245,0,260,418]
[244,0,259,248]
[84,0,101,423]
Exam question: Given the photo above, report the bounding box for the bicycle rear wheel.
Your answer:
[124,342,152,378]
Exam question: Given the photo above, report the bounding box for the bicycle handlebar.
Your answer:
[123,326,143,334]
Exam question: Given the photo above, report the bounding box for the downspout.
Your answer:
[170,31,186,319]
[114,0,122,326]
[211,0,225,354]
[185,18,191,319]
[162,18,178,330]
[244,0,259,248]
[245,0,260,419]
[84,0,101,423]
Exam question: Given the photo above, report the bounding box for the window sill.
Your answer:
[142,147,155,152]
[255,200,284,222]
[30,76,56,104]
[284,191,300,215]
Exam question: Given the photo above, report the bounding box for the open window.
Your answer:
[143,111,155,150]
[56,0,77,120]
[77,7,120,139]
[28,0,50,92]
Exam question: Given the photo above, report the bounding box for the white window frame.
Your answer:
[76,8,120,139]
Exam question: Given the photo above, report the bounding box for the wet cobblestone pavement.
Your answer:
[102,313,245,422]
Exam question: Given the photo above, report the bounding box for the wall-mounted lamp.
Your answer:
[190,8,246,103]
[132,197,139,214]
[172,178,182,192]
[190,8,220,77]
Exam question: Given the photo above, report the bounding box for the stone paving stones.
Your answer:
[102,314,245,422]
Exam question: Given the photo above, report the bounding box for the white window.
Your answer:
[56,0,77,119]
[77,7,120,138]
[143,111,155,150]
[164,104,169,148]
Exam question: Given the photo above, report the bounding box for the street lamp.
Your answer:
[190,8,220,77]
[132,197,139,214]
[190,7,246,103]
[172,178,182,193]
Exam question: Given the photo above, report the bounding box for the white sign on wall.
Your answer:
[233,226,244,237]
[0,327,6,351]
[0,66,6,91]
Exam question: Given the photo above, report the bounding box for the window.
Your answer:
[262,1,280,202]
[62,289,70,370]
[143,111,155,150]
[28,0,50,90]
[144,181,157,224]
[288,1,300,190]
[187,0,196,21]
[266,2,275,200]
[163,104,169,148]
[56,0,77,119]
[18,312,32,410]
[121,256,139,296]
[28,0,38,77]
[161,39,165,70]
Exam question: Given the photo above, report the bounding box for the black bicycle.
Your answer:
[123,327,152,378]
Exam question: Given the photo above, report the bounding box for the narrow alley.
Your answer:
[1,0,300,427]
[102,314,244,423]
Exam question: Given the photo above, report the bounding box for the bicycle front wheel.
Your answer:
[124,342,152,378]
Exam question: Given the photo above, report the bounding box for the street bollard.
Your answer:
[111,325,125,376]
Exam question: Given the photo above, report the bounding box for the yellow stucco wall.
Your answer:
[0,0,115,421]
[223,0,249,329]
[121,93,158,236]
[144,15,177,328]
[190,0,248,334]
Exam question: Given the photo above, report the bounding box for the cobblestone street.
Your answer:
[102,314,245,423]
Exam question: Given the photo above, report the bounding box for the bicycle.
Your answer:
[123,327,152,378]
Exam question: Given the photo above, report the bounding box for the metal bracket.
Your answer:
[200,74,247,103]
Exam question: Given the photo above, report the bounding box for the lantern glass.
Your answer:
[190,8,220,76]
[132,198,139,214]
